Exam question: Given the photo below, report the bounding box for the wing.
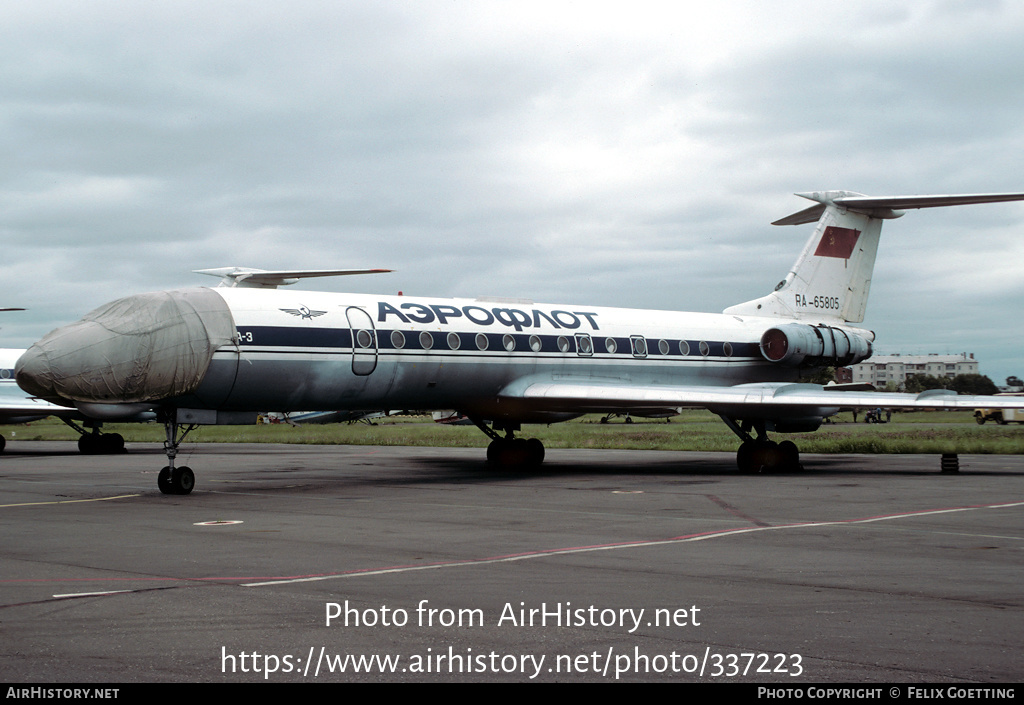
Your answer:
[506,381,1024,417]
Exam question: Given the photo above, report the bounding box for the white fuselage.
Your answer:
[174,288,824,422]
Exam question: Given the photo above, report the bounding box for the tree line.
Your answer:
[803,368,1015,395]
[901,373,999,395]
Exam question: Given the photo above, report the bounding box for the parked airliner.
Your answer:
[1,347,153,453]
[1,348,54,452]
[15,191,1024,494]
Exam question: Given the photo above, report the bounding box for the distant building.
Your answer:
[846,353,979,388]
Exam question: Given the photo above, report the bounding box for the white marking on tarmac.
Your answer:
[0,494,140,508]
[243,500,1024,587]
[52,590,134,598]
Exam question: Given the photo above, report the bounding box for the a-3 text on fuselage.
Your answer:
[15,191,1024,494]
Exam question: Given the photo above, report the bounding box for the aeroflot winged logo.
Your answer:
[814,226,861,259]
[280,305,328,320]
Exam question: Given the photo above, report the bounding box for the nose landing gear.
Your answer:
[158,411,198,495]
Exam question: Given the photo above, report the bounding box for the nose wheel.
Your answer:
[158,466,195,495]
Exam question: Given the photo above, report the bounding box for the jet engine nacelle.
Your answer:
[759,323,872,367]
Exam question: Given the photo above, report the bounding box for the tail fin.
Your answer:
[724,191,1024,323]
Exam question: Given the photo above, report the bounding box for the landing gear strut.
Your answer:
[719,415,802,473]
[470,417,545,466]
[158,410,197,495]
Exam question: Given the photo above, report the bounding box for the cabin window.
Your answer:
[420,331,434,349]
[557,336,571,353]
[447,332,461,350]
[605,337,617,354]
[391,330,406,349]
[658,339,670,355]
[576,334,593,356]
[503,334,516,351]
[679,340,690,356]
[699,340,710,356]
[723,342,734,357]
[529,335,542,352]
[475,333,489,351]
[356,330,374,348]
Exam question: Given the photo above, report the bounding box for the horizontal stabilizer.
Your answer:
[194,267,393,289]
[832,192,1024,211]
[773,191,1024,226]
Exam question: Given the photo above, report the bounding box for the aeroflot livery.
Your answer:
[15,191,1024,494]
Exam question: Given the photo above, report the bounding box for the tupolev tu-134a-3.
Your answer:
[15,191,1024,495]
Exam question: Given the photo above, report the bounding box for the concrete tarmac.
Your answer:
[1,441,1021,683]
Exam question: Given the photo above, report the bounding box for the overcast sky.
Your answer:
[2,0,1022,383]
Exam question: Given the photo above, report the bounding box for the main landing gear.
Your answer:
[471,418,545,466]
[59,419,126,454]
[78,429,126,454]
[157,411,198,495]
[719,416,802,473]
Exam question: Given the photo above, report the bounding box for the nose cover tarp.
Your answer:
[17,288,237,404]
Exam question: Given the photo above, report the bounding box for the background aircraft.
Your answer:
[1,348,156,454]
[14,191,1024,494]
[1,348,60,452]
[3,308,133,451]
